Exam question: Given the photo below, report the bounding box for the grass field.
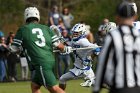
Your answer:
[0,79,109,93]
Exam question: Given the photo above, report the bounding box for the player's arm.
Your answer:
[9,27,23,53]
[93,34,113,93]
[79,38,99,48]
[52,35,72,53]
[86,32,95,43]
[50,27,72,54]
[79,38,101,55]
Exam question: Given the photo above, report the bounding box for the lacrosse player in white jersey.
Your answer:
[59,23,101,89]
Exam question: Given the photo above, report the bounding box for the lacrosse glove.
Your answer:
[93,47,101,55]
[61,46,72,54]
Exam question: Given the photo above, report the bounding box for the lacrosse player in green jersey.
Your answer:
[10,7,72,93]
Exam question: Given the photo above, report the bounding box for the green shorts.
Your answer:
[32,62,57,87]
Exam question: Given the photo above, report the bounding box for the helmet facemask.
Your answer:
[72,31,83,39]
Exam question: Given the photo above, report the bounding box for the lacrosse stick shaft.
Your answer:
[53,46,102,52]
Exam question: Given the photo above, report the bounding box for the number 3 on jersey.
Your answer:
[32,28,46,47]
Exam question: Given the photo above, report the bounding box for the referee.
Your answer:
[93,1,140,93]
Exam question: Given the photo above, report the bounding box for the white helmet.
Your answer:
[128,2,137,14]
[24,7,40,22]
[71,23,87,39]
[103,22,116,32]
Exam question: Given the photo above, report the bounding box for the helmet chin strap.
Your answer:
[72,35,86,41]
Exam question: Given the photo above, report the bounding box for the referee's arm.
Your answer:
[93,34,113,93]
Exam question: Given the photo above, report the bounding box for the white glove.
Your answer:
[83,61,89,66]
[93,47,101,55]
[62,46,72,54]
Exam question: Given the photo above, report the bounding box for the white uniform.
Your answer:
[72,38,98,69]
[59,37,98,87]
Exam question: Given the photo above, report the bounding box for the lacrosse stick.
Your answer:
[53,46,102,52]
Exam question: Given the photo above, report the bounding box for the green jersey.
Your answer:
[12,23,56,66]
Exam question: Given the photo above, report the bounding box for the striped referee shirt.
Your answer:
[93,25,140,93]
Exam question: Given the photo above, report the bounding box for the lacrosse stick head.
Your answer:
[50,25,62,37]
[50,25,68,44]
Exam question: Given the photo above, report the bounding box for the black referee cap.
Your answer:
[117,1,136,18]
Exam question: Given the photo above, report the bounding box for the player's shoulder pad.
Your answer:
[78,37,89,42]
[78,38,90,45]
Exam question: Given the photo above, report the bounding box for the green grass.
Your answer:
[0,79,109,93]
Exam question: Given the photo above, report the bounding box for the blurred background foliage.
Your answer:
[0,0,140,36]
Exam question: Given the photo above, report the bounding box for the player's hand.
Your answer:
[62,46,72,54]
[83,61,89,66]
[93,47,101,55]
[95,47,101,52]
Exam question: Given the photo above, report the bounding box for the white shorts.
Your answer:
[69,67,95,79]
[59,66,95,84]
